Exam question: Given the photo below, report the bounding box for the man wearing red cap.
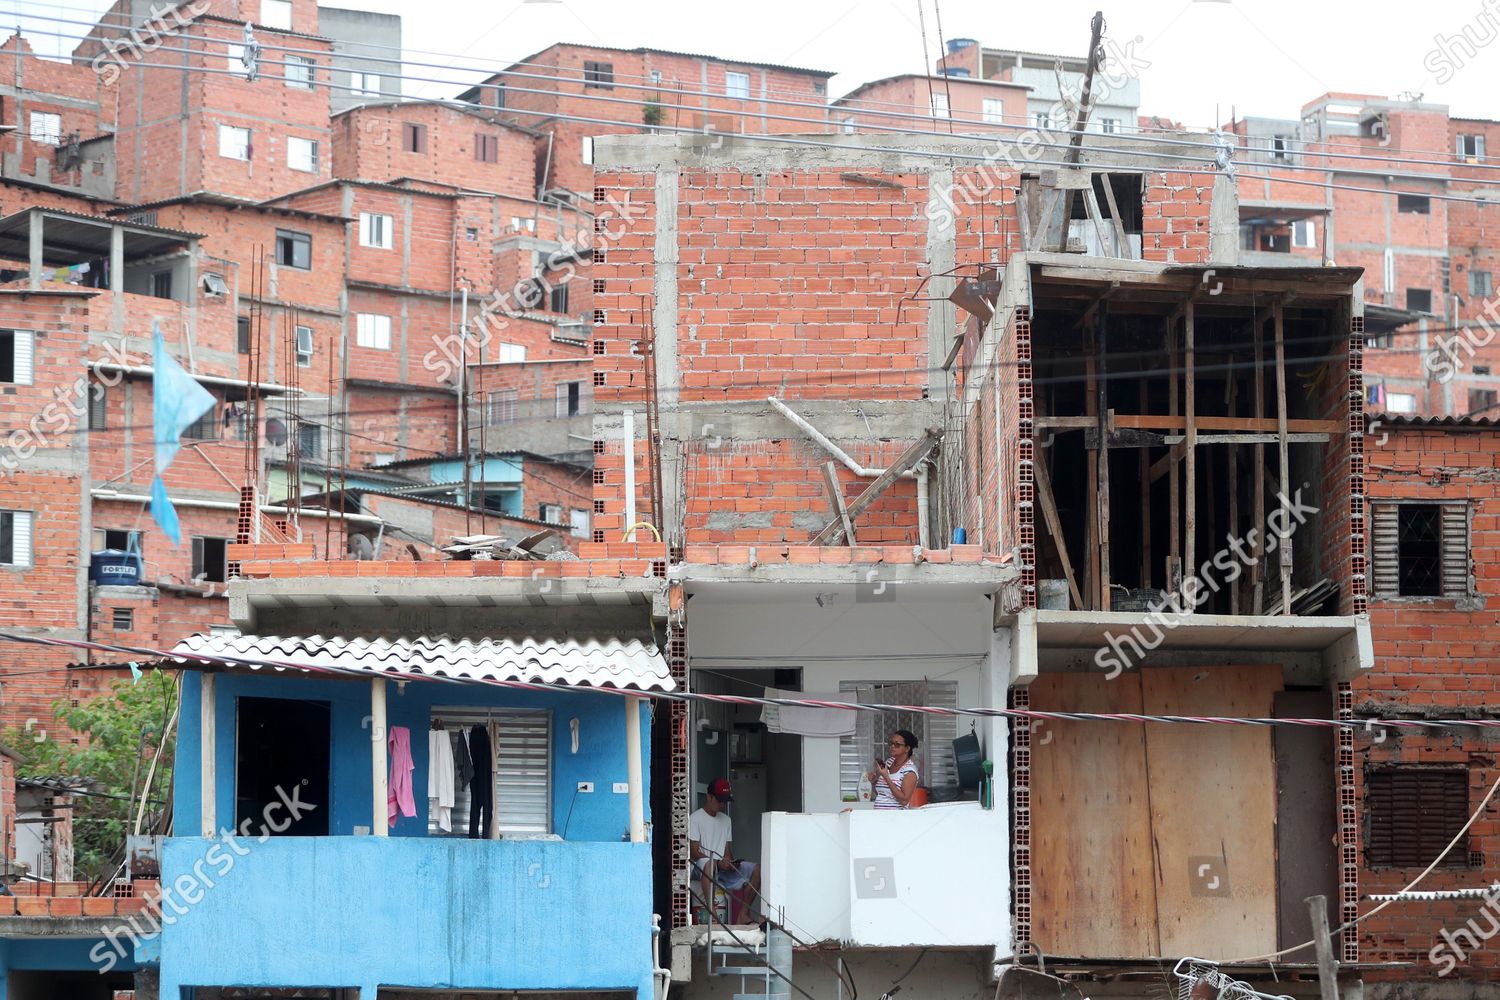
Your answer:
[689,777,759,920]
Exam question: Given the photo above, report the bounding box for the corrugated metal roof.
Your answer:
[1379,413,1500,428]
[170,633,674,691]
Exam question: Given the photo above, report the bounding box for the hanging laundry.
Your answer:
[388,725,416,826]
[761,687,858,738]
[428,727,456,833]
[453,726,474,791]
[467,723,492,839]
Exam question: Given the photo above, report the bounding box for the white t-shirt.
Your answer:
[873,759,919,809]
[689,807,733,866]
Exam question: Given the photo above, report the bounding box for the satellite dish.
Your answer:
[264,417,287,446]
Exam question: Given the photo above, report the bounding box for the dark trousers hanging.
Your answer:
[468,723,493,839]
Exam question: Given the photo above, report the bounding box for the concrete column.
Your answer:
[625,695,646,843]
[27,211,43,290]
[110,225,124,293]
[371,678,389,836]
[200,672,216,837]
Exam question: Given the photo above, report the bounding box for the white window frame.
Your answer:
[1457,133,1486,161]
[556,381,579,417]
[287,136,318,173]
[485,388,518,425]
[428,709,551,836]
[569,509,590,539]
[2,330,35,385]
[842,117,856,134]
[0,510,33,568]
[355,313,391,350]
[1386,391,1417,414]
[496,342,526,363]
[349,71,380,96]
[225,42,246,72]
[540,503,564,524]
[359,212,394,250]
[295,325,314,367]
[1100,117,1119,134]
[260,0,292,30]
[581,136,594,165]
[930,92,950,119]
[1033,111,1051,129]
[981,98,1005,124]
[218,124,251,161]
[285,55,314,89]
[28,111,62,145]
[725,71,751,100]
[1291,219,1316,249]
[836,680,958,803]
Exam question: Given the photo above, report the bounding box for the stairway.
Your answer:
[707,925,792,1000]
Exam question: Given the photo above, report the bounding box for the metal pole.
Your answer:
[371,679,389,837]
[625,696,646,843]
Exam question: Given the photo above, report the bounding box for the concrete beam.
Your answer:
[592,397,945,450]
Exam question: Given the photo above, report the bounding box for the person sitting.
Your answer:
[870,729,921,809]
[688,777,759,921]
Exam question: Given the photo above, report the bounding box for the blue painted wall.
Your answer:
[176,671,651,841]
[156,837,654,998]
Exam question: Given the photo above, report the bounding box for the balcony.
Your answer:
[761,803,1008,949]
[156,836,655,998]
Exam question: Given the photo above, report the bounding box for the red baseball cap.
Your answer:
[708,778,733,802]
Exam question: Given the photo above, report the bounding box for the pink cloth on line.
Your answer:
[388,725,416,825]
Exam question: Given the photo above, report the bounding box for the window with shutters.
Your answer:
[837,680,958,802]
[1,330,35,385]
[88,384,107,430]
[485,389,517,425]
[1370,501,1470,598]
[556,381,581,417]
[0,510,33,568]
[112,607,133,631]
[1366,768,1471,867]
[402,123,428,154]
[583,61,614,89]
[429,708,551,837]
[474,133,499,163]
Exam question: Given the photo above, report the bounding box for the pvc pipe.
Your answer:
[625,696,646,843]
[766,396,915,479]
[623,410,638,538]
[917,464,931,549]
[371,678,389,837]
[89,490,384,526]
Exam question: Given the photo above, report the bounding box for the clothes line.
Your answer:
[8,629,1500,733]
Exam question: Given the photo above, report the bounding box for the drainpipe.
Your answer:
[623,410,638,538]
[916,465,930,549]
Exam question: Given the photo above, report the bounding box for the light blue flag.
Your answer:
[128,661,142,685]
[150,322,216,545]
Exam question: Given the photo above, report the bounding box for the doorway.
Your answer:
[235,697,331,836]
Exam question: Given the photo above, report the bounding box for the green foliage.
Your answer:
[643,100,664,127]
[4,669,178,884]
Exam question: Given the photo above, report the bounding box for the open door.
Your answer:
[235,696,331,836]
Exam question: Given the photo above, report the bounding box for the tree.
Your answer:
[5,669,178,885]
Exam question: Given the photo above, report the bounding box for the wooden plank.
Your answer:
[1308,894,1342,1000]
[1018,180,1035,252]
[1161,432,1330,446]
[1275,690,1338,951]
[1033,453,1084,611]
[809,430,942,545]
[1083,186,1113,254]
[820,461,856,546]
[1184,302,1196,605]
[1084,333,1100,610]
[1227,373,1239,615]
[1167,322,1180,595]
[1037,415,1339,434]
[1253,311,1267,614]
[1028,672,1159,959]
[1099,172,1132,259]
[1097,307,1112,610]
[1142,665,1283,960]
[1273,299,1293,615]
[1139,381,1151,588]
[1036,188,1062,252]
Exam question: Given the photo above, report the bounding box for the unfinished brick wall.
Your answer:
[0,34,117,193]
[833,76,1028,132]
[331,104,536,199]
[1358,423,1500,980]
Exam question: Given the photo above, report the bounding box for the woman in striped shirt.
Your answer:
[871,729,920,809]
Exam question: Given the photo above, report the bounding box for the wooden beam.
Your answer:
[1307,894,1342,1000]
[1167,320,1180,595]
[1227,371,1240,616]
[1084,332,1100,610]
[1184,301,1196,607]
[1274,298,1293,615]
[1083,186,1112,255]
[821,461,856,545]
[1139,381,1151,588]
[1018,181,1035,252]
[810,430,942,545]
[1097,308,1112,610]
[1098,173,1132,259]
[1036,188,1062,252]
[1033,452,1084,610]
[1035,415,1340,433]
[1253,310,1267,614]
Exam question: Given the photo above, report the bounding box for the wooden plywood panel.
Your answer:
[1274,689,1338,949]
[1028,672,1159,958]
[1142,666,1283,960]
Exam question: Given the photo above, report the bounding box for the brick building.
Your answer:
[832,73,1030,135]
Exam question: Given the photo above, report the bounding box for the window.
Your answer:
[28,111,62,145]
[260,0,292,29]
[1366,768,1471,867]
[1033,112,1051,129]
[493,84,505,108]
[275,229,311,269]
[112,607,133,631]
[218,125,250,161]
[1397,194,1431,214]
[1468,388,1497,414]
[0,510,33,568]
[401,122,428,154]
[1,330,35,385]
[1371,502,1470,597]
[359,212,393,249]
[296,421,321,460]
[1291,219,1316,249]
[556,381,581,417]
[1271,135,1291,161]
[842,117,856,135]
[428,709,551,836]
[88,383,107,430]
[485,388,517,425]
[1457,133,1486,161]
[583,61,614,89]
[237,316,251,355]
[1100,117,1118,134]
[1406,288,1433,313]
[725,71,750,99]
[203,273,228,296]
[182,397,220,440]
[496,342,526,363]
[539,503,563,523]
[474,133,499,164]
[650,69,662,85]
[982,98,1005,124]
[285,55,314,89]
[930,93,949,118]
[1470,269,1493,297]
[836,680,958,802]
[581,136,594,166]
[287,136,318,172]
[356,313,391,350]
[548,282,569,313]
[191,536,229,583]
[226,42,246,74]
[93,528,142,554]
[569,509,589,539]
[150,271,173,299]
[295,325,313,367]
[1386,391,1417,414]
[350,71,380,96]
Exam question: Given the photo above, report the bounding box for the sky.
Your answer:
[17,0,1500,126]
